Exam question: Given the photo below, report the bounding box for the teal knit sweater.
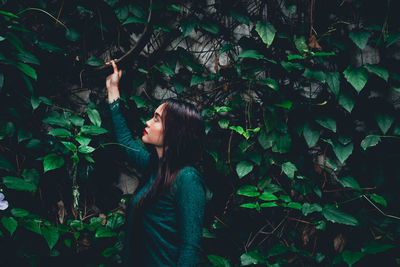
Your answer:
[109,99,206,266]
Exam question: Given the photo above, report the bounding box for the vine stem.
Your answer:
[98,142,139,152]
[17,8,68,31]
[362,195,400,220]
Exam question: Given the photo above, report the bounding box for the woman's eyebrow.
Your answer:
[154,112,161,118]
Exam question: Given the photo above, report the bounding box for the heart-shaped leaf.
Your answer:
[343,65,369,93]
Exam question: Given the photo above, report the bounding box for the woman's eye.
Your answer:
[154,117,158,122]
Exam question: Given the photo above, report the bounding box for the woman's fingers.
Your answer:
[111,60,118,73]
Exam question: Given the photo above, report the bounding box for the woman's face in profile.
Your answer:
[142,103,165,148]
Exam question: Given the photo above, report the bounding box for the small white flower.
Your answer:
[0,193,9,210]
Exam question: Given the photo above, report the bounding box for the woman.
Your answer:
[105,60,206,266]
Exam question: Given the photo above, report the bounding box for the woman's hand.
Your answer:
[105,60,122,103]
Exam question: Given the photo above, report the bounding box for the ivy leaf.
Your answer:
[199,22,219,34]
[38,41,63,53]
[322,205,359,226]
[3,176,37,191]
[255,21,276,47]
[374,114,394,134]
[259,192,278,201]
[272,132,291,153]
[369,193,387,207]
[180,17,197,37]
[332,141,353,164]
[22,169,40,187]
[48,128,72,138]
[16,62,37,80]
[361,242,395,255]
[361,135,381,150]
[365,64,389,81]
[281,162,297,179]
[16,51,40,65]
[95,227,117,238]
[230,10,249,25]
[75,136,91,146]
[260,202,278,208]
[43,153,65,173]
[338,176,361,191]
[190,75,207,86]
[0,73,4,92]
[218,119,229,129]
[1,216,17,235]
[122,16,146,25]
[301,203,322,216]
[302,69,325,82]
[338,91,355,113]
[259,78,278,91]
[87,108,101,126]
[275,100,292,109]
[386,33,400,48]
[349,31,371,50]
[343,65,369,93]
[43,114,71,129]
[155,65,175,76]
[78,145,95,154]
[61,141,77,152]
[0,154,15,173]
[303,123,320,148]
[240,250,267,265]
[80,125,108,135]
[325,72,340,97]
[130,95,151,108]
[42,226,59,250]
[207,254,231,267]
[86,56,103,66]
[281,61,304,72]
[257,130,273,149]
[106,213,124,230]
[316,117,337,132]
[236,161,253,179]
[238,50,265,60]
[65,28,81,41]
[294,35,308,54]
[11,208,29,218]
[342,250,365,267]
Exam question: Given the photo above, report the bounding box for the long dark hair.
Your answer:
[136,99,205,207]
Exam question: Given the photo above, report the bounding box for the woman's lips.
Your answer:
[143,129,148,135]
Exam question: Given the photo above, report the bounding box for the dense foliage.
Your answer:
[1,0,400,266]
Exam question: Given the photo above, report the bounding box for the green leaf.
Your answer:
[103,247,119,258]
[16,62,37,80]
[303,124,320,147]
[332,141,353,164]
[229,125,245,135]
[302,203,322,216]
[272,132,291,153]
[236,185,259,197]
[238,50,265,60]
[302,69,325,82]
[78,145,95,154]
[281,61,305,72]
[375,114,394,134]
[218,119,229,129]
[200,22,219,34]
[255,21,276,47]
[65,28,81,41]
[316,117,336,132]
[257,130,273,149]
[0,73,3,92]
[166,4,182,12]
[11,208,29,218]
[268,244,289,257]
[369,193,387,207]
[95,227,117,238]
[260,78,278,91]
[342,250,365,266]
[260,202,278,208]
[343,65,369,93]
[18,128,32,143]
[3,176,36,191]
[236,161,254,179]
[362,242,395,255]
[275,100,292,109]
[349,31,371,50]
[386,33,400,48]
[42,227,59,250]
[43,153,65,172]
[22,169,39,187]
[122,16,146,25]
[0,10,19,18]
[84,155,95,163]
[75,136,91,146]
[48,128,72,138]
[43,114,71,128]
[259,192,278,201]
[338,176,361,191]
[207,254,231,267]
[61,141,77,152]
[294,35,308,54]
[86,56,103,66]
[361,135,381,150]
[130,95,151,108]
[240,250,266,265]
[230,10,249,25]
[106,213,124,230]
[1,216,17,235]
[338,91,355,113]
[0,154,15,172]
[190,75,207,86]
[23,219,41,234]
[322,205,359,226]
[365,64,389,81]
[286,202,302,210]
[180,17,197,37]
[38,41,63,53]
[155,65,175,76]
[80,125,108,135]
[282,162,297,179]
[87,108,101,126]
[16,51,40,65]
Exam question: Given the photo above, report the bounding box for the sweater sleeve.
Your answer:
[176,168,206,266]
[108,99,150,171]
